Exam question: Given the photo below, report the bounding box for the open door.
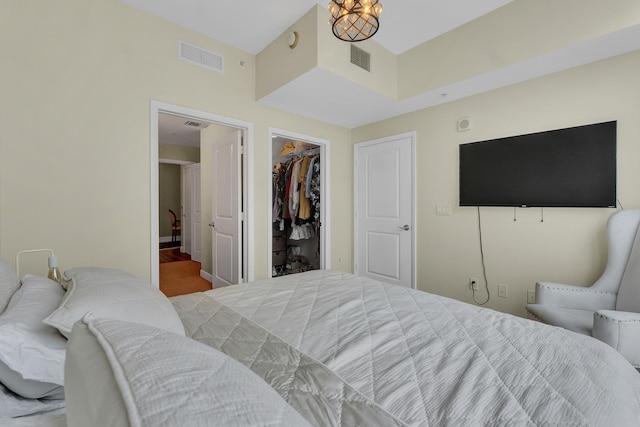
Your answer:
[211,130,242,286]
[190,164,202,262]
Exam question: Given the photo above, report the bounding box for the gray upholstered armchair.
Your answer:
[526,209,640,368]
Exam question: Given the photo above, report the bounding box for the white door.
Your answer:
[181,165,192,254]
[211,131,242,287]
[191,164,202,262]
[355,133,415,288]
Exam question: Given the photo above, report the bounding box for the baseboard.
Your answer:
[159,236,181,244]
[200,269,212,283]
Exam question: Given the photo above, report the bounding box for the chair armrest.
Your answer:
[593,310,640,367]
[534,281,617,310]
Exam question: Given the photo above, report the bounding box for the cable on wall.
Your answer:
[473,206,491,305]
[617,198,624,210]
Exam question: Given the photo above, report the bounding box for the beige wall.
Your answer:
[316,6,397,100]
[398,0,640,99]
[257,5,396,101]
[158,163,181,238]
[353,50,640,317]
[159,144,200,163]
[158,144,200,240]
[0,0,352,280]
[3,1,640,319]
[256,7,319,100]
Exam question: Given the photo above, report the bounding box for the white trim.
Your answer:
[353,131,417,289]
[267,127,331,277]
[200,269,213,283]
[159,236,180,244]
[159,158,195,166]
[150,100,254,286]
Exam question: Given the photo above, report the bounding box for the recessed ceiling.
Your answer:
[128,1,640,132]
[120,0,512,55]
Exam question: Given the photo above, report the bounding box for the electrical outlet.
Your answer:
[527,290,535,304]
[469,277,479,291]
[498,284,508,298]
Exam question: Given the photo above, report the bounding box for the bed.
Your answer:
[1,263,640,426]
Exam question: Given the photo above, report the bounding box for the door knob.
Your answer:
[208,222,215,228]
[398,224,410,231]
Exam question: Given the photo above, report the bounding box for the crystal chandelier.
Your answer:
[328,0,383,42]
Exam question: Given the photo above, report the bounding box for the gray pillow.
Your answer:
[0,258,21,315]
[65,318,311,427]
[0,275,67,399]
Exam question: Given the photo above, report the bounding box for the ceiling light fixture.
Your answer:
[328,0,383,42]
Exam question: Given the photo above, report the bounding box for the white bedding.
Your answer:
[4,269,640,426]
[174,270,640,426]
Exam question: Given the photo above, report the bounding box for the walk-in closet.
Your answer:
[272,136,323,277]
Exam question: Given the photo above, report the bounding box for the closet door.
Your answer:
[355,134,414,289]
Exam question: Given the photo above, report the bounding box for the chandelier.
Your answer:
[328,0,383,42]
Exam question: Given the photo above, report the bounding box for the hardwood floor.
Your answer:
[160,247,191,263]
[159,248,212,297]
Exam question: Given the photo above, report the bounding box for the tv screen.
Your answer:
[459,121,616,208]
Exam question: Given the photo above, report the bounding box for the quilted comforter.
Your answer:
[172,270,640,426]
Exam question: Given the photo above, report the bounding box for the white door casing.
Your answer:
[150,100,254,287]
[191,164,202,262]
[267,128,331,276]
[181,165,192,254]
[354,132,415,288]
[211,131,241,287]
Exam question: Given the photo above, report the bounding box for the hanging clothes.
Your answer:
[272,162,285,222]
[288,158,302,220]
[305,155,316,196]
[290,223,316,240]
[298,156,312,220]
[282,158,294,220]
[272,143,322,277]
[309,155,321,221]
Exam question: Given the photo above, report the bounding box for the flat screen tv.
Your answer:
[459,121,616,207]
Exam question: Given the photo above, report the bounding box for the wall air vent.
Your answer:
[183,120,204,127]
[350,44,370,72]
[178,41,224,73]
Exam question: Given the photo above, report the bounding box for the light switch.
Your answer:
[436,204,452,216]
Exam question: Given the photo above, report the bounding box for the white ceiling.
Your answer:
[158,113,209,148]
[121,0,512,55]
[133,0,640,141]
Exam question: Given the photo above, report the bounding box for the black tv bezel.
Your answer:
[458,121,617,208]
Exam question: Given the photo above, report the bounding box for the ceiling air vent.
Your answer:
[350,44,370,72]
[178,41,224,73]
[183,120,204,127]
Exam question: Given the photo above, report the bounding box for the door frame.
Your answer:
[150,100,254,286]
[158,158,193,252]
[353,131,416,288]
[184,163,202,262]
[267,127,331,275]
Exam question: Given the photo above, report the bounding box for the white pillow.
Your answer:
[0,275,66,399]
[0,257,21,315]
[44,267,185,338]
[65,318,311,427]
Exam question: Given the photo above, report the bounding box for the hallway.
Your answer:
[159,247,212,297]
